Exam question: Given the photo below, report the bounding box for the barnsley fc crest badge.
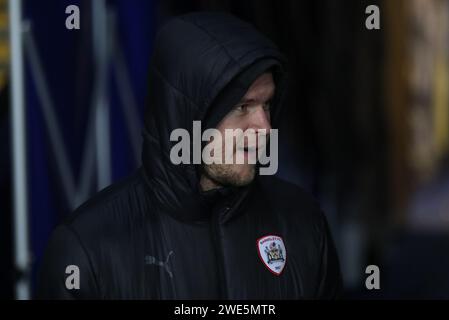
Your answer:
[256,235,287,275]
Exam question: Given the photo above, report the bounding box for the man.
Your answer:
[38,12,342,299]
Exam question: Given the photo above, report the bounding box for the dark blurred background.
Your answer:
[1,0,449,299]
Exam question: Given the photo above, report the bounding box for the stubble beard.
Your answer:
[201,162,256,189]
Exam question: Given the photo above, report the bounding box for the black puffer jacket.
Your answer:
[37,12,342,299]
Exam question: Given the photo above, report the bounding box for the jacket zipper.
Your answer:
[210,207,229,299]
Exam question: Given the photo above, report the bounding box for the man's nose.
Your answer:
[249,105,272,132]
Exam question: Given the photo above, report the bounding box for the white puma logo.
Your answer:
[144,251,174,278]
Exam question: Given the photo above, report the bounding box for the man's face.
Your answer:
[201,72,275,189]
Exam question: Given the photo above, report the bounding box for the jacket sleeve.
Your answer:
[315,212,343,299]
[36,224,100,299]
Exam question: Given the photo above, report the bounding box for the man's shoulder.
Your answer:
[60,168,149,242]
[39,169,150,299]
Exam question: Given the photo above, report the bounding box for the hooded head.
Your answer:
[142,12,287,221]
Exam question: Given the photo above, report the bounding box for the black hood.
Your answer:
[142,12,287,222]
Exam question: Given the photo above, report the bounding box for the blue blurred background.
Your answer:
[1,0,449,299]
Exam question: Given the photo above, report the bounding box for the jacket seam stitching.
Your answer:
[177,16,241,68]
[151,63,202,112]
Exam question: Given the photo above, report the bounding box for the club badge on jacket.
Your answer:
[257,235,287,275]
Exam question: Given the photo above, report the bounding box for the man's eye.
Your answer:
[235,104,249,112]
